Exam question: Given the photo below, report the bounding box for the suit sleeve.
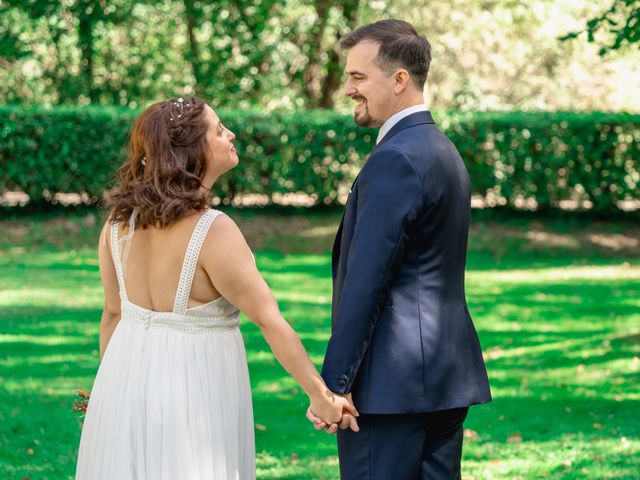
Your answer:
[321,147,423,393]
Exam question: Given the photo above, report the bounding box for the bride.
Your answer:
[75,97,356,479]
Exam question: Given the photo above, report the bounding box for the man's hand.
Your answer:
[306,392,359,434]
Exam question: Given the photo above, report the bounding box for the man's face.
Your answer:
[344,41,396,128]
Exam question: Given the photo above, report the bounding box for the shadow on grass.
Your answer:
[1,242,639,478]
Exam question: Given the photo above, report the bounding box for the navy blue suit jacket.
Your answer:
[321,111,491,414]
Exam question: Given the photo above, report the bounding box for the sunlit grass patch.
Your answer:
[0,212,638,478]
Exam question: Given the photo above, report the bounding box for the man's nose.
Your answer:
[344,82,357,97]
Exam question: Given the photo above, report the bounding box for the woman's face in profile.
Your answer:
[204,105,238,180]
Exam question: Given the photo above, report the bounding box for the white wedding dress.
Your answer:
[76,209,255,479]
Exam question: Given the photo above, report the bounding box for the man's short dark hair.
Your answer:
[340,19,431,90]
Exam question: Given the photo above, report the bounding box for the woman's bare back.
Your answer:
[115,210,221,312]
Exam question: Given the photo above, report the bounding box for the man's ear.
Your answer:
[393,69,411,95]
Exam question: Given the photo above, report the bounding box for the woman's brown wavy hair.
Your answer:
[105,97,211,228]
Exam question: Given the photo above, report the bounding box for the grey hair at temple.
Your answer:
[340,19,432,90]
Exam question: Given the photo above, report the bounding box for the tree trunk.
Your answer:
[78,15,96,102]
[184,0,206,97]
[319,47,341,108]
[318,0,360,109]
[49,24,64,104]
[302,0,332,108]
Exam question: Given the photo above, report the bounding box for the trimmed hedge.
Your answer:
[1,106,638,211]
[449,111,640,212]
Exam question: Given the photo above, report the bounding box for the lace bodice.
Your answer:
[109,209,240,333]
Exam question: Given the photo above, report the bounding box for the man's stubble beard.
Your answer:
[354,107,384,128]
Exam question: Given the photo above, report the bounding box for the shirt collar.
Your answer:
[376,104,428,144]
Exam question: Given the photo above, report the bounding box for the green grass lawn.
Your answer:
[0,208,638,479]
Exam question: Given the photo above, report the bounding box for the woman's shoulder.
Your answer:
[205,207,225,219]
[205,208,237,235]
[202,209,249,253]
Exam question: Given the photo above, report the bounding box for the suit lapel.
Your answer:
[332,111,435,278]
[331,216,343,277]
[332,172,357,276]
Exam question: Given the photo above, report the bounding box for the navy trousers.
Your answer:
[336,408,469,480]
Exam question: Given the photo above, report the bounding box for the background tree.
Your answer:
[2,0,138,103]
[561,0,639,55]
[352,0,639,111]
[0,0,637,111]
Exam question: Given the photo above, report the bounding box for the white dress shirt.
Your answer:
[376,104,428,144]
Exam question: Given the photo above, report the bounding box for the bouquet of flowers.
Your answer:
[72,389,91,416]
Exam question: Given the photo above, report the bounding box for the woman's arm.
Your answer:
[200,215,356,425]
[98,221,122,360]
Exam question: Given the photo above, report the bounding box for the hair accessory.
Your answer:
[141,156,146,166]
[170,97,192,122]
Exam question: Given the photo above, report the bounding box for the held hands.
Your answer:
[306,392,359,434]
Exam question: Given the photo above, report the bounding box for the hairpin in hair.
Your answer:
[170,97,192,122]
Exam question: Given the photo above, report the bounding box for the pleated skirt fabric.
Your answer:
[75,318,255,479]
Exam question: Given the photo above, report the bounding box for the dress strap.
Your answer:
[110,220,129,302]
[109,209,138,302]
[173,209,222,314]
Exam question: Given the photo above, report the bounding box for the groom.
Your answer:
[312,19,492,479]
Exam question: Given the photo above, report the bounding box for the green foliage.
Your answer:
[0,106,137,204]
[214,109,376,204]
[0,106,378,206]
[1,106,639,211]
[2,1,638,111]
[0,0,357,109]
[451,111,640,211]
[561,0,640,55]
